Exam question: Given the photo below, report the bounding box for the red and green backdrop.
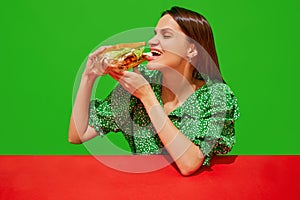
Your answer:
[1,0,299,156]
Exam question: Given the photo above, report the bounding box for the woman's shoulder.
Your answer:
[196,77,237,100]
[194,78,240,118]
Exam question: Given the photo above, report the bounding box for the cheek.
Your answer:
[147,37,189,69]
[147,52,185,70]
[162,38,188,59]
[162,52,185,66]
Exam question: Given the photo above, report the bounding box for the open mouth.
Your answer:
[151,49,162,56]
[143,49,163,61]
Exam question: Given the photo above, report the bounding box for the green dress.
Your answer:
[88,65,240,165]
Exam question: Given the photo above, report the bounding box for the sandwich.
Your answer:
[97,42,151,72]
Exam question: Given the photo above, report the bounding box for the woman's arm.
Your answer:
[140,90,205,176]
[109,70,204,176]
[68,74,98,144]
[68,46,111,144]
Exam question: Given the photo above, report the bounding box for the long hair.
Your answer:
[161,6,224,82]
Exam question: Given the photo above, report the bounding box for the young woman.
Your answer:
[68,6,240,176]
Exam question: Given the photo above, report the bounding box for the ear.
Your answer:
[187,43,198,59]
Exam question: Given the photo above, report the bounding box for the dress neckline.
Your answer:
[153,76,211,117]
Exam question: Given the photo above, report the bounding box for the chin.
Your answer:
[147,58,174,71]
[146,60,163,70]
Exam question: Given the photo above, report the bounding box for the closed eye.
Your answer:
[163,34,172,39]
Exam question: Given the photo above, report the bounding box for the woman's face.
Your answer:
[147,14,190,70]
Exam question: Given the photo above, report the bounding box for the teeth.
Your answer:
[150,50,162,56]
[142,50,163,57]
[143,52,152,56]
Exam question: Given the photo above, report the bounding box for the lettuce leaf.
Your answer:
[105,46,145,60]
[133,47,145,60]
[106,48,132,60]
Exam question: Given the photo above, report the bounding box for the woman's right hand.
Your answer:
[83,46,112,78]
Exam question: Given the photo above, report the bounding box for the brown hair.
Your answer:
[162,6,224,82]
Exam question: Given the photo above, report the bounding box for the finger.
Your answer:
[110,70,125,78]
[109,71,124,81]
[95,45,112,55]
[110,69,124,76]
[114,74,130,86]
[89,49,102,59]
[120,71,129,77]
[117,78,129,90]
[120,81,134,94]
[133,67,141,75]
[89,46,112,59]
[120,70,136,78]
[109,72,120,81]
[101,56,110,69]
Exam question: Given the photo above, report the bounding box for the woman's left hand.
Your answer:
[109,68,153,100]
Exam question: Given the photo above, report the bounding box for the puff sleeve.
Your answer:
[180,82,240,166]
[88,92,121,136]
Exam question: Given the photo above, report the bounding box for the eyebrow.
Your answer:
[154,27,176,34]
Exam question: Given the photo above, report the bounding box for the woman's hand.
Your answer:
[109,68,153,100]
[83,46,112,78]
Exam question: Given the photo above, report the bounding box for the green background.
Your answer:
[1,0,299,155]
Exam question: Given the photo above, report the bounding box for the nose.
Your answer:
[148,35,159,47]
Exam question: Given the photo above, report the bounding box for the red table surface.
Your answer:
[0,155,299,200]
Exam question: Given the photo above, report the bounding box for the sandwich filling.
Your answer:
[107,47,147,71]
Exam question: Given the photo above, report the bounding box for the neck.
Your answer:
[160,63,197,105]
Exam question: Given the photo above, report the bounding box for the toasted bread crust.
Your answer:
[101,42,146,54]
